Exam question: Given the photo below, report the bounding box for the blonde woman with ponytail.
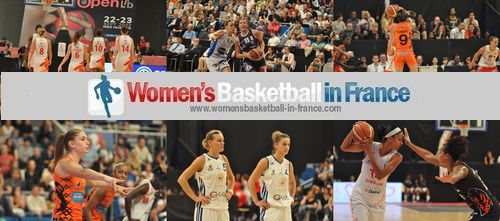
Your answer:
[248,131,296,221]
[50,129,129,221]
[177,130,235,221]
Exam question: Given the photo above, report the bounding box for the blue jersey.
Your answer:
[238,30,260,52]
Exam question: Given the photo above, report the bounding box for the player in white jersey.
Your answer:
[124,166,167,221]
[249,131,297,221]
[381,6,399,72]
[177,130,236,221]
[207,21,236,72]
[89,28,111,72]
[470,36,500,72]
[58,32,89,72]
[340,123,404,221]
[28,24,43,72]
[28,28,52,72]
[113,26,135,72]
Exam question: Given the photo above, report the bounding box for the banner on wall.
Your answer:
[20,0,136,45]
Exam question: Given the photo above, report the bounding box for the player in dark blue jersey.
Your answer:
[404,129,500,221]
[234,19,266,72]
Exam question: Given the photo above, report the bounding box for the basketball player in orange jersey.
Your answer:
[333,37,352,72]
[469,36,499,72]
[234,19,266,72]
[58,32,89,72]
[89,28,112,72]
[341,122,403,221]
[84,163,129,221]
[28,28,52,72]
[390,8,418,72]
[113,26,135,72]
[50,129,130,221]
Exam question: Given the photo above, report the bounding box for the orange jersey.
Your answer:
[87,187,115,221]
[393,22,413,51]
[53,162,86,221]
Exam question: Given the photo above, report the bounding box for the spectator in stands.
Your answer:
[431,57,440,71]
[0,44,12,58]
[0,146,14,175]
[310,22,323,37]
[24,159,41,191]
[291,20,305,36]
[484,151,495,165]
[415,174,430,202]
[445,8,462,33]
[180,37,203,71]
[366,54,384,72]
[265,47,277,72]
[0,187,8,216]
[298,33,312,49]
[42,143,55,168]
[359,56,368,71]
[311,35,326,55]
[138,36,147,51]
[1,120,15,141]
[114,135,130,162]
[141,42,156,56]
[299,190,319,220]
[440,57,449,71]
[285,33,298,48]
[446,54,465,67]
[465,24,480,39]
[341,23,355,40]
[333,14,346,35]
[166,36,186,61]
[465,56,472,67]
[403,174,415,202]
[40,170,53,193]
[436,25,448,39]
[18,138,34,164]
[430,16,444,37]
[358,10,376,33]
[279,46,295,71]
[37,120,54,148]
[416,14,428,39]
[380,54,388,69]
[133,136,153,165]
[46,191,55,213]
[167,13,181,32]
[346,11,360,32]
[267,17,280,35]
[182,24,197,40]
[0,37,7,47]
[416,55,424,67]
[464,11,480,31]
[9,186,26,218]
[307,53,325,72]
[27,184,50,217]
[450,22,466,39]
[268,31,281,47]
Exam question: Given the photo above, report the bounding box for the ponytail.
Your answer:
[49,134,66,171]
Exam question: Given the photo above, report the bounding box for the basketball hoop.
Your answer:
[458,123,470,137]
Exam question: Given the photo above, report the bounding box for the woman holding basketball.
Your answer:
[341,122,403,221]
[234,19,266,72]
[177,130,235,221]
[248,131,296,221]
[404,129,500,221]
[51,129,129,221]
[58,32,89,72]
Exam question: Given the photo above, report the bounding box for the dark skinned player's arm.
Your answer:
[125,183,149,221]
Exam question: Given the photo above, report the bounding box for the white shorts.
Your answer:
[90,55,105,69]
[193,207,229,221]
[207,58,230,72]
[350,201,384,221]
[260,206,292,221]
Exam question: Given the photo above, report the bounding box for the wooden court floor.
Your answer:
[334,202,472,221]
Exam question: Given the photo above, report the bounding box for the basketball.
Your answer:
[386,5,399,18]
[249,48,264,61]
[352,121,374,142]
[114,87,121,94]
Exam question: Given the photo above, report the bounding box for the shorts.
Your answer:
[242,59,266,72]
[394,50,417,68]
[468,212,500,221]
[350,200,384,221]
[477,66,498,72]
[194,207,229,221]
[207,58,230,72]
[261,206,292,221]
[334,64,345,72]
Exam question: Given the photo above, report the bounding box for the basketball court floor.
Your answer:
[334,202,472,221]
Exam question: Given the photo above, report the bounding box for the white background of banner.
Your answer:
[2,72,500,120]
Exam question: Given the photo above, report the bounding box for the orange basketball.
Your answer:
[352,121,374,142]
[386,5,399,18]
[249,48,264,61]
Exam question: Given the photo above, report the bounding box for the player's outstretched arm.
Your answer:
[404,128,440,166]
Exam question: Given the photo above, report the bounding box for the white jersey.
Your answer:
[68,42,85,72]
[32,37,49,72]
[351,142,398,210]
[195,153,228,210]
[261,155,292,207]
[90,37,106,69]
[123,179,156,221]
[114,35,133,72]
[478,45,499,67]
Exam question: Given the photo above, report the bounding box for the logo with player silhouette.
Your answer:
[88,75,124,118]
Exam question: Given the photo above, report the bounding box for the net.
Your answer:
[42,0,53,11]
[458,123,470,137]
